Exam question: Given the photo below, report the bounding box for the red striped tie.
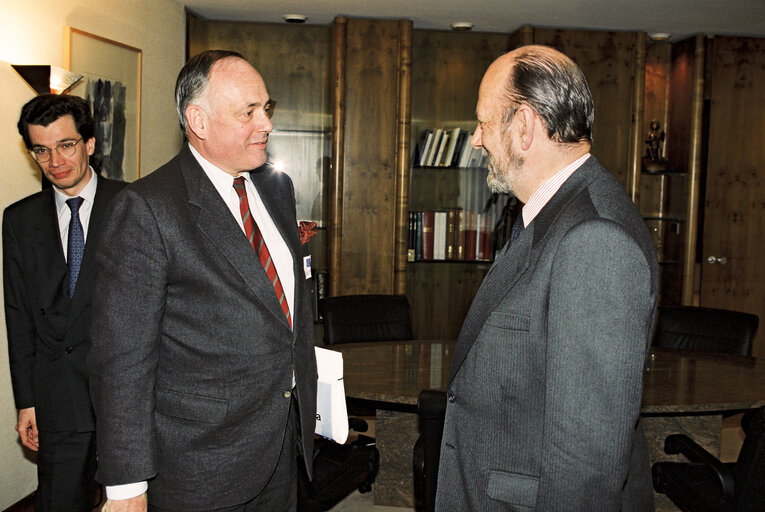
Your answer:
[233,176,292,328]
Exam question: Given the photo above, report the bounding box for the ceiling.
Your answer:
[183,0,765,42]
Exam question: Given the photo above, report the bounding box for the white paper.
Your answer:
[314,347,349,443]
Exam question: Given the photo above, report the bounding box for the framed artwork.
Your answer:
[64,27,142,182]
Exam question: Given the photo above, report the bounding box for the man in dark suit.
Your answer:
[88,50,317,512]
[3,94,126,511]
[436,45,659,511]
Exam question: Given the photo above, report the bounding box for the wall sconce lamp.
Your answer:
[11,64,84,95]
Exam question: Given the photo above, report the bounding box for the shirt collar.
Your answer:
[521,153,591,227]
[54,168,98,213]
[188,143,248,198]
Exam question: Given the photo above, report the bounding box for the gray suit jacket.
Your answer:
[436,156,658,511]
[88,145,317,510]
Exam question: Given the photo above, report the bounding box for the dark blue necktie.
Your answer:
[66,197,85,298]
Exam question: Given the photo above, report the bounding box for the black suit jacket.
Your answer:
[88,145,317,510]
[3,176,126,433]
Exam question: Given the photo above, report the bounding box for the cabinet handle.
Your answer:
[707,256,728,265]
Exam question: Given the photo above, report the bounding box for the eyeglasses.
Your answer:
[29,137,83,163]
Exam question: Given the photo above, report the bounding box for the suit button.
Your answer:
[64,346,73,354]
[283,390,292,399]
[447,394,455,403]
[40,308,45,316]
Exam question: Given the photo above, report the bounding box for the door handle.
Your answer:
[707,255,728,265]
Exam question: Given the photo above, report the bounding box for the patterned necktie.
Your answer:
[232,176,292,328]
[66,197,85,298]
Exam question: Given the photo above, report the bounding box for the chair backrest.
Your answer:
[653,306,759,356]
[734,406,765,511]
[413,389,447,512]
[319,294,413,345]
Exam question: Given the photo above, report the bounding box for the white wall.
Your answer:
[0,0,185,507]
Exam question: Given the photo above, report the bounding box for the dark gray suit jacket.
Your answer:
[88,145,317,510]
[3,176,126,433]
[436,156,658,511]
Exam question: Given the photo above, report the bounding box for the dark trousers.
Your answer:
[149,396,299,512]
[35,429,98,512]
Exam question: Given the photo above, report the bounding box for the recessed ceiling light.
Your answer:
[283,14,307,24]
[450,22,473,31]
[648,33,671,41]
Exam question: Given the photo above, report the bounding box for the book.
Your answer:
[433,211,447,260]
[443,128,462,168]
[415,211,423,261]
[458,134,473,168]
[464,210,477,261]
[418,130,434,167]
[445,208,458,260]
[456,209,467,260]
[477,212,495,261]
[421,211,435,260]
[450,129,468,167]
[425,129,443,166]
[407,211,416,262]
[433,130,450,167]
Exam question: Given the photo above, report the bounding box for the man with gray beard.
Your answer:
[436,45,658,511]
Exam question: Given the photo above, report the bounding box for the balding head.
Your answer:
[490,45,594,146]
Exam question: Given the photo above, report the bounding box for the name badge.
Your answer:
[303,255,312,279]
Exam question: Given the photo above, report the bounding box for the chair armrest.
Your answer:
[663,433,735,496]
[348,417,369,433]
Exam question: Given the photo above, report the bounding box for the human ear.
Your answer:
[185,105,207,140]
[516,105,535,151]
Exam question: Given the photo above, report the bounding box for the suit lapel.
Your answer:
[181,147,291,329]
[449,160,597,381]
[449,226,533,380]
[33,190,68,302]
[68,178,115,323]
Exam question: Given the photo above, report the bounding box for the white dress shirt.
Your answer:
[54,169,97,258]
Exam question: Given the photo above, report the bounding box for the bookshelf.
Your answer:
[406,29,511,340]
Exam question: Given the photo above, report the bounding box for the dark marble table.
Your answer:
[329,341,765,508]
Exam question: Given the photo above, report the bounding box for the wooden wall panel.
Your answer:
[339,19,403,294]
[533,29,641,188]
[411,31,509,135]
[407,263,490,340]
[700,36,765,358]
[187,19,331,131]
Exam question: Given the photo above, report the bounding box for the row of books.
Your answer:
[416,128,488,168]
[408,209,495,262]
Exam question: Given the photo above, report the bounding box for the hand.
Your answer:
[16,407,38,451]
[103,493,148,512]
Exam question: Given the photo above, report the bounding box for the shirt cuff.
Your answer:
[105,481,148,500]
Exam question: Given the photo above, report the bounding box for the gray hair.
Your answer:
[174,49,244,134]
[502,46,594,145]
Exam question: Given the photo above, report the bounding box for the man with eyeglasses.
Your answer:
[3,93,126,511]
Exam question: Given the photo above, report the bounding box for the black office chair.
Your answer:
[319,294,413,345]
[653,306,759,356]
[413,389,447,512]
[652,406,765,512]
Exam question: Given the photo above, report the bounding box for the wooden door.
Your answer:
[700,36,765,358]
